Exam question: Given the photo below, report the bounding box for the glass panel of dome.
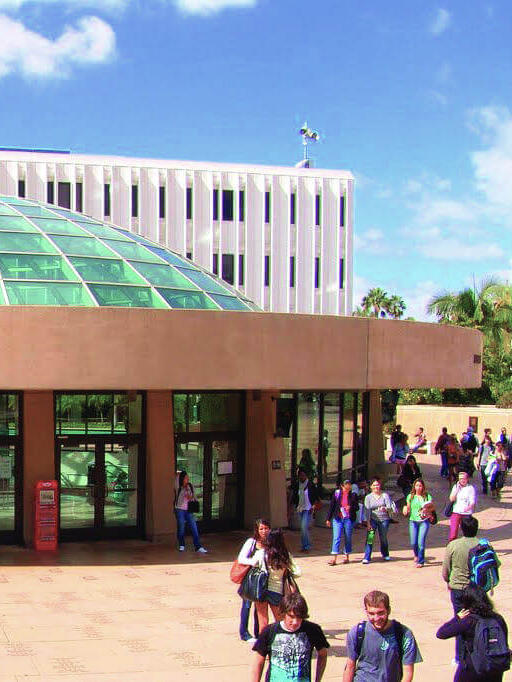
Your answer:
[208,293,251,311]
[69,257,146,285]
[1,197,35,205]
[14,205,60,219]
[0,254,78,281]
[74,221,132,241]
[0,233,57,253]
[0,204,19,216]
[174,267,232,295]
[0,215,39,232]
[156,288,219,310]
[102,239,164,263]
[88,284,167,308]
[51,208,93,222]
[50,235,116,258]
[142,244,193,268]
[0,287,5,304]
[31,217,85,236]
[128,261,199,289]
[5,281,94,305]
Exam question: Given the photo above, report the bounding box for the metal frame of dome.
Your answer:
[0,196,260,311]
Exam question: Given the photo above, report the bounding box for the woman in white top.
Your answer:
[362,478,395,564]
[237,518,270,642]
[174,471,207,553]
[448,471,476,541]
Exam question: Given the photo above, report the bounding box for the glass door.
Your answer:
[57,438,143,540]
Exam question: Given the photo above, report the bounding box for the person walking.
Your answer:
[325,476,359,565]
[254,528,301,632]
[362,478,395,564]
[402,478,433,567]
[442,515,480,665]
[251,593,329,682]
[397,455,422,497]
[435,426,451,478]
[343,590,422,682]
[476,435,493,495]
[493,442,507,499]
[236,518,270,642]
[174,470,207,553]
[391,433,409,474]
[436,583,509,681]
[448,471,476,542]
[291,468,319,553]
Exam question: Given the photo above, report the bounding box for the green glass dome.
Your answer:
[0,196,259,311]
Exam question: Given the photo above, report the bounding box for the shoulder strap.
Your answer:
[248,540,257,558]
[355,621,366,659]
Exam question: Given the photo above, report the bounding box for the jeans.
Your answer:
[440,452,448,477]
[364,518,390,561]
[239,599,259,640]
[330,517,354,555]
[481,469,488,494]
[175,508,201,549]
[450,588,465,662]
[299,510,311,550]
[408,520,430,565]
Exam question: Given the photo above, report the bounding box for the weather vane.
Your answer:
[298,122,320,167]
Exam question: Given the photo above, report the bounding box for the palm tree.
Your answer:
[361,287,388,318]
[385,295,406,319]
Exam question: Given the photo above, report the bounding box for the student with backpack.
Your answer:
[436,583,510,681]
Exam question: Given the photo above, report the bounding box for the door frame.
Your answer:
[56,434,146,541]
[0,391,23,546]
[174,431,245,533]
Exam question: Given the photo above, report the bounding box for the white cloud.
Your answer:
[429,8,452,35]
[400,281,439,321]
[418,237,503,261]
[174,0,257,14]
[354,228,388,254]
[0,14,115,78]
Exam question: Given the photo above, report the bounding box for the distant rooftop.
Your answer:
[0,147,70,154]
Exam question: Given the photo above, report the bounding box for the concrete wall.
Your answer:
[0,309,482,392]
[396,404,512,445]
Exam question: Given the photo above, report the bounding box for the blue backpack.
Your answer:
[468,615,510,675]
[468,538,500,592]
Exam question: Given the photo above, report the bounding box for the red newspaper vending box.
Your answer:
[34,480,58,551]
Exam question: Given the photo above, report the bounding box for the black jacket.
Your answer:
[326,489,359,522]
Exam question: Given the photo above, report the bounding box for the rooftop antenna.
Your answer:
[296,122,319,168]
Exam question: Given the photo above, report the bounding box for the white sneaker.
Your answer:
[362,559,369,564]
[179,546,185,551]
[384,556,391,561]
[196,547,208,553]
[247,637,257,645]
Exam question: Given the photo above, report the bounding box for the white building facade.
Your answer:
[0,149,353,315]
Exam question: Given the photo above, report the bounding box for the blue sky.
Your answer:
[0,0,511,319]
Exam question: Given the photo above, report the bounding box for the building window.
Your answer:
[290,256,295,288]
[104,184,111,217]
[290,193,296,225]
[131,185,138,218]
[265,191,270,224]
[239,190,245,222]
[221,254,234,285]
[264,255,270,286]
[222,189,234,221]
[55,392,143,435]
[159,186,166,219]
[213,189,219,221]
[186,251,192,260]
[212,253,219,275]
[339,258,344,289]
[315,257,320,289]
[186,187,193,220]
[76,182,83,212]
[47,181,55,205]
[58,182,71,209]
[340,195,345,227]
[238,254,244,286]
[17,179,25,198]
[315,194,321,226]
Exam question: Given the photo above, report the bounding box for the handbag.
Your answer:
[283,570,300,596]
[230,560,251,584]
[443,500,454,518]
[187,499,200,514]
[239,566,268,602]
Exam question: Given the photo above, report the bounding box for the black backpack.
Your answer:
[355,620,406,679]
[467,615,510,675]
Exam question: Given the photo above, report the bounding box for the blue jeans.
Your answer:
[440,452,448,477]
[330,517,354,555]
[239,599,259,640]
[299,510,311,550]
[364,518,390,561]
[175,508,201,549]
[408,520,430,565]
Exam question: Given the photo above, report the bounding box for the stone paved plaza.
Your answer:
[0,452,510,680]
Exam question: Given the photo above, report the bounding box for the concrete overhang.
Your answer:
[0,308,482,391]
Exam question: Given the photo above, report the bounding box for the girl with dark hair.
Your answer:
[436,584,509,681]
[397,455,422,497]
[402,478,433,567]
[325,475,359,565]
[236,518,270,642]
[255,528,301,631]
[174,471,207,553]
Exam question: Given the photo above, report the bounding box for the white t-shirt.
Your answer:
[451,483,476,515]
